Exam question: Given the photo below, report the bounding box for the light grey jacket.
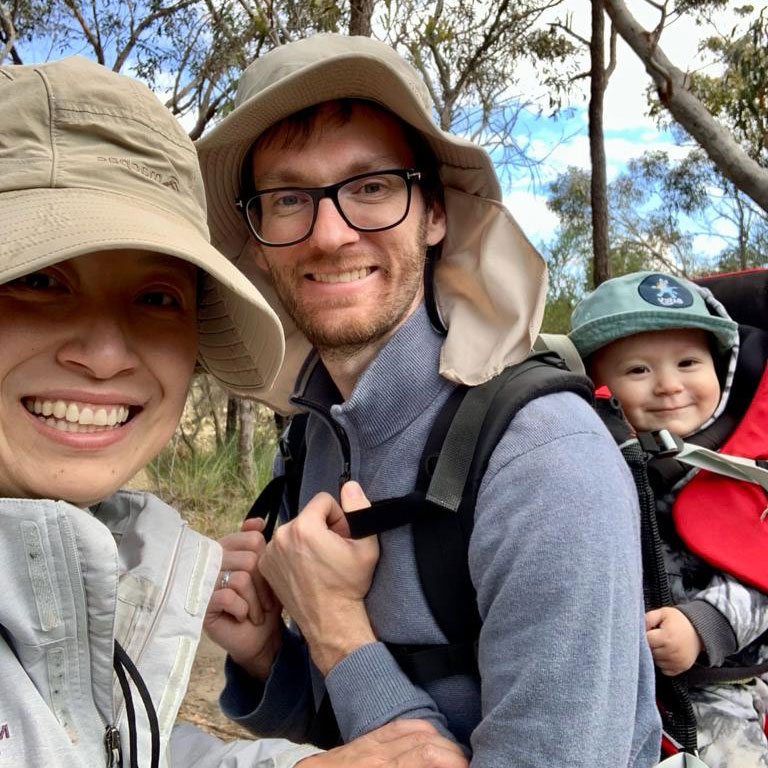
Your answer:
[0,491,321,768]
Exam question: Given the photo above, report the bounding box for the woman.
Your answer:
[0,56,467,768]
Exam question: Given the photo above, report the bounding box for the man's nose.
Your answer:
[308,197,361,252]
[56,307,140,380]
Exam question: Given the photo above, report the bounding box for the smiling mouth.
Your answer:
[309,267,374,283]
[24,398,137,433]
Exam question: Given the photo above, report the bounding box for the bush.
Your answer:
[147,431,277,540]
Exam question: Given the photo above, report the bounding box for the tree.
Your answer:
[603,0,768,213]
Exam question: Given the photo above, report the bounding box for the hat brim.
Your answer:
[196,49,501,262]
[569,310,739,359]
[1,187,284,394]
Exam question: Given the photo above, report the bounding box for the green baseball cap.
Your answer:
[569,271,739,358]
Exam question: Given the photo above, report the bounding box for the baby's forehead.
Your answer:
[598,327,714,363]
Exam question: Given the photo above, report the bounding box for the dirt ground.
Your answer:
[177,632,253,740]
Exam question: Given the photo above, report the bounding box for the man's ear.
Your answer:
[425,201,447,247]
[245,237,269,271]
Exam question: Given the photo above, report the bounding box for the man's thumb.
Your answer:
[340,480,371,513]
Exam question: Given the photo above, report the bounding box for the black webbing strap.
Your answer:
[617,427,698,756]
[113,640,160,768]
[344,385,469,540]
[245,413,309,541]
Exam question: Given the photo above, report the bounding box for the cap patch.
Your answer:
[638,274,694,309]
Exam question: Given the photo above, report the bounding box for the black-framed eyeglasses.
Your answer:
[235,168,421,247]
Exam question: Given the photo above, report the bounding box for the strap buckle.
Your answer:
[637,429,683,458]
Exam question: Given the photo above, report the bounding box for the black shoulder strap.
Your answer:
[245,412,309,539]
[413,352,593,648]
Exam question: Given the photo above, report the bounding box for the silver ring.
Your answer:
[218,570,232,590]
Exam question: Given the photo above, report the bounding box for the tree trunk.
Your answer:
[349,0,374,36]
[226,396,239,444]
[590,0,611,287]
[238,399,256,484]
[603,0,768,213]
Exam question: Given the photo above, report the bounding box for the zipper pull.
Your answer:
[104,724,122,767]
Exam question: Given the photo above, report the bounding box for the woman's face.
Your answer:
[0,249,198,506]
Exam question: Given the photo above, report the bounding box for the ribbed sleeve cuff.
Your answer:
[220,626,312,737]
[676,600,737,667]
[324,641,435,741]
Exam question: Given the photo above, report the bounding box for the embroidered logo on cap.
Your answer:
[638,274,693,308]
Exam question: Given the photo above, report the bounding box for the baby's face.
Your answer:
[591,328,721,436]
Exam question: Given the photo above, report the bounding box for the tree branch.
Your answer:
[604,0,768,213]
[63,0,104,63]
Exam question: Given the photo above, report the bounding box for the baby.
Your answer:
[570,271,768,767]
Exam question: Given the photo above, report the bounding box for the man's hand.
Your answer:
[645,606,704,676]
[297,719,468,768]
[259,481,379,674]
[204,517,283,681]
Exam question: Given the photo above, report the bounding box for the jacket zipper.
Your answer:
[291,396,352,488]
[58,512,122,766]
[104,724,122,767]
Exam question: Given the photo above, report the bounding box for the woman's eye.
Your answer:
[6,272,65,291]
[138,290,180,308]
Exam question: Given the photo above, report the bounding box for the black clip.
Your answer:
[636,429,683,458]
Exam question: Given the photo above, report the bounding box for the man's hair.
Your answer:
[240,98,443,211]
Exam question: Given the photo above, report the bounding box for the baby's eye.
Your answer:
[626,365,648,375]
[678,358,698,369]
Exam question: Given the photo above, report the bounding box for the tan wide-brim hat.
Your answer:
[0,57,284,396]
[197,34,547,413]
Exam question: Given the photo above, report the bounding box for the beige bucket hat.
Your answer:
[0,56,284,395]
[197,34,546,413]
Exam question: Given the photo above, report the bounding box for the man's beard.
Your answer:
[268,218,428,359]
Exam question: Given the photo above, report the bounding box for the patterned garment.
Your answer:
[690,678,768,767]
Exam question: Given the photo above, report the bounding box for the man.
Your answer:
[198,34,662,767]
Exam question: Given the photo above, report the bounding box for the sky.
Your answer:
[502,1,747,253]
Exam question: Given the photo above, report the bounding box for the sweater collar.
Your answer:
[296,303,452,448]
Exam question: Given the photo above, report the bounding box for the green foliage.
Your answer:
[685,7,767,165]
[147,431,276,540]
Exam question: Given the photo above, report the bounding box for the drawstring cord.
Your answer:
[113,640,160,768]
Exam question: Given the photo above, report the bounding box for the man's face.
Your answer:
[249,104,446,354]
[0,249,198,506]
[591,328,721,436]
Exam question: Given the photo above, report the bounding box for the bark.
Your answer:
[603,0,768,214]
[590,0,610,287]
[0,2,21,64]
[349,0,374,36]
[238,399,256,484]
[226,397,239,444]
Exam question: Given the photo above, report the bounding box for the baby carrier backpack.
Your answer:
[247,268,768,760]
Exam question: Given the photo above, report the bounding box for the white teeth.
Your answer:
[312,268,371,284]
[25,398,132,430]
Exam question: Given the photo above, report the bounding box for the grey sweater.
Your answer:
[222,304,662,767]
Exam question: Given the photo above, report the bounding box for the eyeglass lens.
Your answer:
[246,172,411,246]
